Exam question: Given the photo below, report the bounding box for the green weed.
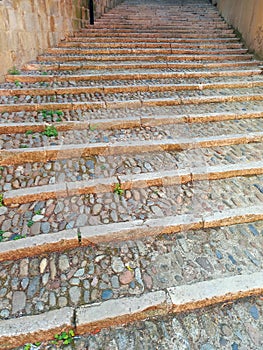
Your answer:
[13,234,26,240]
[27,220,34,228]
[113,183,124,196]
[42,125,58,137]
[54,329,75,345]
[0,230,4,242]
[14,80,22,87]
[0,194,4,207]
[41,110,63,119]
[8,66,20,75]
[89,124,97,131]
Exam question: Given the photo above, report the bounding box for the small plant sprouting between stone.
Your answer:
[24,342,41,350]
[14,80,22,87]
[114,183,124,196]
[8,66,20,75]
[41,110,63,119]
[25,130,34,136]
[42,125,58,137]
[0,194,4,207]
[89,124,97,131]
[0,230,4,242]
[54,329,75,345]
[13,234,26,240]
[27,220,34,228]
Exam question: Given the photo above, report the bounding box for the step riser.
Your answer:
[73,34,237,39]
[59,42,243,49]
[0,206,262,262]
[46,48,247,56]
[24,61,258,71]
[1,110,262,134]
[4,162,263,205]
[68,37,240,43]
[80,28,234,33]
[1,132,262,166]
[6,69,260,84]
[3,80,263,97]
[36,54,252,63]
[1,93,263,113]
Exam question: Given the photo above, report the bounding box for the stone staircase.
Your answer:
[0,0,263,349]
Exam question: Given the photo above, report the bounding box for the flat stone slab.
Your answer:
[0,307,74,350]
[167,271,263,312]
[76,291,167,333]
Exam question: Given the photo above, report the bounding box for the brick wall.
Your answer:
[0,0,123,82]
[216,0,263,59]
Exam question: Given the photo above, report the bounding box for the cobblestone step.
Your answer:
[1,272,262,349]
[0,141,262,194]
[0,171,262,245]
[1,130,263,165]
[68,36,240,43]
[1,100,262,124]
[0,109,262,131]
[42,48,248,58]
[0,220,262,348]
[23,60,260,72]
[36,53,253,64]
[58,41,243,49]
[6,67,262,84]
[1,91,263,113]
[0,114,263,151]
[12,296,261,350]
[74,32,237,39]
[4,160,263,205]
[2,79,263,98]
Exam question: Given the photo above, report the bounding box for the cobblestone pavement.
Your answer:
[0,0,262,348]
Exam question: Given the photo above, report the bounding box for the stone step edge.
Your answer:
[1,92,263,113]
[3,160,263,205]
[22,60,259,72]
[0,204,263,263]
[0,110,262,134]
[2,79,263,97]
[36,54,253,63]
[0,271,262,349]
[5,68,261,83]
[68,37,240,42]
[45,48,247,55]
[74,32,237,38]
[1,131,263,166]
[58,42,243,48]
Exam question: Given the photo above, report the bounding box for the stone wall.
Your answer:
[215,0,263,58]
[0,0,123,82]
